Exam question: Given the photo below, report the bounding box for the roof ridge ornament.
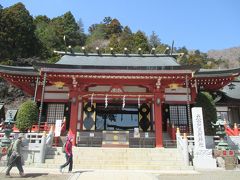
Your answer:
[151,47,156,55]
[110,47,114,55]
[138,48,142,56]
[82,46,87,55]
[124,47,128,55]
[96,47,101,55]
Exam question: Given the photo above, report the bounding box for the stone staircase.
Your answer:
[28,147,192,171]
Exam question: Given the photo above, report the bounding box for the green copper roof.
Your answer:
[195,68,240,77]
[56,54,180,67]
[0,65,37,75]
[221,81,240,99]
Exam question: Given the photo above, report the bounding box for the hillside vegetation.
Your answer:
[0,2,239,109]
[207,47,240,68]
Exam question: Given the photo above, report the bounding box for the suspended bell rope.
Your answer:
[122,95,126,109]
[90,93,94,106]
[186,75,192,134]
[33,76,39,102]
[105,94,108,108]
[138,95,141,108]
[38,72,47,132]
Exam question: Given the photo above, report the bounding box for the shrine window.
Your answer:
[169,105,189,132]
[46,103,65,124]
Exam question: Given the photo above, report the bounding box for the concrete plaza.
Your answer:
[1,167,240,180]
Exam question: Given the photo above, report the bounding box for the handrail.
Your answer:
[176,132,189,166]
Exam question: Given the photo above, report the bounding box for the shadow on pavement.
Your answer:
[23,173,48,178]
[73,170,93,174]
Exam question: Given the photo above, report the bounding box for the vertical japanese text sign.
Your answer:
[192,107,206,150]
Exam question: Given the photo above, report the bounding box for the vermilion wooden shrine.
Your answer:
[0,52,239,147]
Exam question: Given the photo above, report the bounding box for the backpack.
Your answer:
[7,141,14,157]
[62,142,67,153]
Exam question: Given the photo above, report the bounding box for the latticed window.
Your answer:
[169,105,188,132]
[46,103,65,124]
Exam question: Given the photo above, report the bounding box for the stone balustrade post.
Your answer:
[183,133,189,166]
[39,132,46,163]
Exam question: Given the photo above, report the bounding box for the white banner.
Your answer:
[192,107,206,150]
[54,119,62,137]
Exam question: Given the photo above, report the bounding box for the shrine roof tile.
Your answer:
[0,65,37,75]
[195,68,240,77]
[221,81,240,100]
[56,54,180,67]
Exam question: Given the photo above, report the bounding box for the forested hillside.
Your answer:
[2,2,237,68]
[207,47,240,68]
[0,2,239,109]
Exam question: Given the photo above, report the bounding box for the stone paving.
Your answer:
[1,167,240,180]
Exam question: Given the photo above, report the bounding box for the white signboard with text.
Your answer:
[192,107,206,150]
[54,119,62,137]
[191,107,216,169]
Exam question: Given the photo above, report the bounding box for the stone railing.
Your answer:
[176,129,189,166]
[0,130,54,165]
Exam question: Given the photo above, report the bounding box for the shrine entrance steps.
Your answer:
[29,147,193,171]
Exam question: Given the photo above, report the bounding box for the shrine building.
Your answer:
[0,51,239,147]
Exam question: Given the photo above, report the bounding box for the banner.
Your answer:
[54,119,62,137]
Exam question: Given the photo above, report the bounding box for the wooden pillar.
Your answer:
[69,90,78,146]
[77,98,83,131]
[154,93,163,148]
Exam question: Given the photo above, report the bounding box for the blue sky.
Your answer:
[1,0,240,52]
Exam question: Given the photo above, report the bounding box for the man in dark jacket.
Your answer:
[5,133,25,177]
[60,136,73,173]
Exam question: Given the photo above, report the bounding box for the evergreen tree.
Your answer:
[88,24,98,34]
[119,26,134,52]
[34,15,55,58]
[16,100,38,132]
[108,34,120,53]
[86,24,107,51]
[195,92,217,135]
[0,3,40,60]
[133,31,150,53]
[51,11,82,48]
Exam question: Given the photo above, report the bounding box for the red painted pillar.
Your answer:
[69,90,78,146]
[154,93,163,148]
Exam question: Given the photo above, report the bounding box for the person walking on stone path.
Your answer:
[60,135,73,173]
[5,133,25,177]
